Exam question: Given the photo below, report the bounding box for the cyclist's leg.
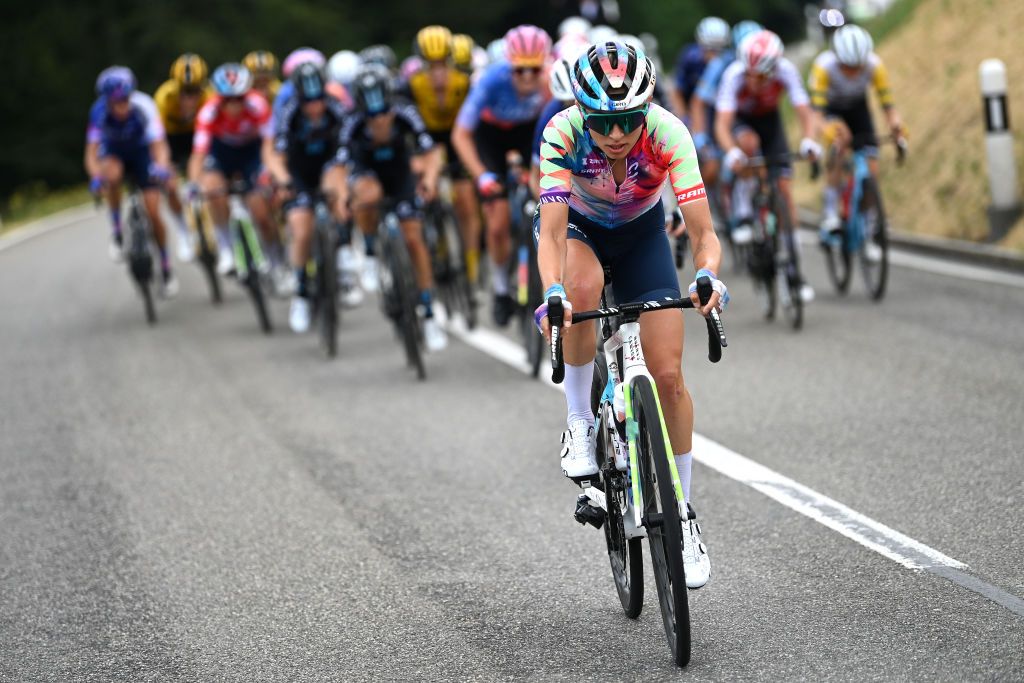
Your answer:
[473,123,513,303]
[731,122,761,230]
[350,171,382,237]
[445,134,482,283]
[98,153,125,242]
[822,116,852,230]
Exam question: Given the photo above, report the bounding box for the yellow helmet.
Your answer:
[243,50,278,76]
[451,34,475,70]
[415,25,452,62]
[170,53,209,88]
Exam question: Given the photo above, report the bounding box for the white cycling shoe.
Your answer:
[216,249,235,276]
[289,296,311,334]
[682,503,711,589]
[560,418,598,480]
[799,282,816,303]
[422,317,448,352]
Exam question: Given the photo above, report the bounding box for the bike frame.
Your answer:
[841,150,872,252]
[228,193,267,278]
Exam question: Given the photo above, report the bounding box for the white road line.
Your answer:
[448,316,966,571]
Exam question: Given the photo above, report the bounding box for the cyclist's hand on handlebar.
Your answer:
[476,171,503,198]
[724,147,747,173]
[799,137,822,161]
[688,268,729,316]
[534,284,573,341]
[148,162,171,184]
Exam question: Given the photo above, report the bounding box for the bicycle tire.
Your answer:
[139,279,157,325]
[525,229,544,377]
[822,236,853,295]
[771,193,802,331]
[859,177,889,301]
[238,220,272,334]
[384,223,425,380]
[127,201,157,326]
[632,376,691,667]
[192,203,222,304]
[318,224,339,358]
[750,239,776,321]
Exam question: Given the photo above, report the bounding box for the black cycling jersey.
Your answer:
[274,94,349,164]
[336,103,435,176]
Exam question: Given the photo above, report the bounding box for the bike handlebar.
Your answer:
[549,275,727,384]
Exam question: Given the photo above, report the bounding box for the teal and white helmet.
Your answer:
[571,41,656,112]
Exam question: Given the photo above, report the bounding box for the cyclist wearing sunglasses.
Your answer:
[188,63,274,277]
[85,66,180,297]
[714,30,821,301]
[265,62,352,333]
[535,41,725,589]
[334,65,448,352]
[451,24,552,327]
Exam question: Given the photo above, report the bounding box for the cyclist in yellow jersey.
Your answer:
[451,34,475,75]
[244,50,282,104]
[154,53,208,261]
[809,25,904,233]
[404,25,482,283]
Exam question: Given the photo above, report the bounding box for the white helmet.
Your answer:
[486,39,505,64]
[616,34,643,51]
[327,50,361,86]
[471,46,489,72]
[589,25,617,47]
[832,25,873,68]
[558,16,592,39]
[549,58,574,101]
[696,17,731,50]
[739,30,784,75]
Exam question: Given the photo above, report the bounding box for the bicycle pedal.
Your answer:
[574,494,606,529]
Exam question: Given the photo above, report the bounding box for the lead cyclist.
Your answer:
[534,41,727,588]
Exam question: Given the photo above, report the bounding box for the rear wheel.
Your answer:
[633,376,691,667]
[771,192,802,331]
[317,224,339,358]
[383,224,425,380]
[859,177,889,301]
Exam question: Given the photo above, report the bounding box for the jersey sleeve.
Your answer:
[455,66,493,130]
[871,55,895,108]
[397,104,435,154]
[133,93,166,143]
[646,105,705,206]
[808,55,830,109]
[335,114,361,165]
[714,63,742,113]
[779,59,810,108]
[192,100,217,154]
[537,109,580,204]
[86,100,104,144]
[694,55,726,103]
[274,98,298,152]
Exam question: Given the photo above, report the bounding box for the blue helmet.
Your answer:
[731,21,763,52]
[211,63,253,97]
[96,66,136,101]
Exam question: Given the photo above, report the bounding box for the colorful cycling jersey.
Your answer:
[154,79,210,136]
[715,57,809,118]
[693,50,735,104]
[403,68,471,132]
[674,44,709,104]
[538,103,705,228]
[808,50,894,110]
[273,94,348,159]
[336,102,435,170]
[193,92,272,153]
[455,61,549,130]
[531,98,572,163]
[86,92,165,148]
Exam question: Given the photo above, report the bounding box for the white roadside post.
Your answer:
[980,59,1021,239]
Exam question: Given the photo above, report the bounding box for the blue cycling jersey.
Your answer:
[272,80,295,130]
[531,98,572,163]
[694,51,735,104]
[455,61,549,131]
[674,44,708,103]
[86,92,164,150]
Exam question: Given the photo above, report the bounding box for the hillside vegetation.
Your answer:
[872,0,1024,248]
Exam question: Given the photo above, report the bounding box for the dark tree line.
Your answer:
[0,0,805,205]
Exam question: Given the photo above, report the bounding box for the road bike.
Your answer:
[100,186,159,325]
[187,196,222,305]
[424,182,477,330]
[549,275,727,667]
[820,137,906,301]
[309,193,341,358]
[377,202,426,380]
[506,152,545,377]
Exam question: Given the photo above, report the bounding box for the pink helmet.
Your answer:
[283,47,326,78]
[400,56,424,80]
[503,25,552,67]
[739,30,784,75]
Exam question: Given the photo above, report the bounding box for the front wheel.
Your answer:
[632,376,691,667]
[317,225,340,358]
[237,220,272,334]
[858,177,889,301]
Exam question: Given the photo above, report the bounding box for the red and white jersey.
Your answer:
[193,92,272,152]
[715,57,809,118]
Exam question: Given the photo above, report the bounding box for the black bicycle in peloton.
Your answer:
[423,191,477,330]
[98,184,159,325]
[505,151,545,377]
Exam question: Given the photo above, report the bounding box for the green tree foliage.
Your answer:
[0,0,805,205]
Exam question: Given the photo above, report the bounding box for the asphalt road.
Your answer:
[1,209,1022,681]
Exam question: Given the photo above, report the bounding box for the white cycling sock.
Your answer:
[674,451,693,503]
[564,361,595,427]
[215,226,231,253]
[733,177,757,222]
[491,259,510,295]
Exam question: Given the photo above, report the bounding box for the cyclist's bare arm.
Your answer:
[84,141,101,178]
[536,202,569,318]
[714,109,736,154]
[186,150,206,184]
[682,199,721,274]
[150,139,172,170]
[689,96,708,137]
[419,146,443,191]
[263,138,290,185]
[451,124,486,181]
[670,87,688,120]
[795,103,819,147]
